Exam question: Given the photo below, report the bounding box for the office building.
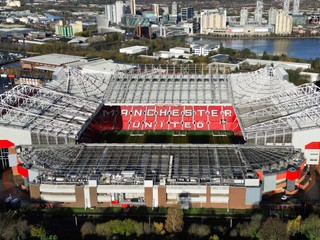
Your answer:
[181,7,194,22]
[240,8,248,26]
[121,15,149,28]
[275,9,293,35]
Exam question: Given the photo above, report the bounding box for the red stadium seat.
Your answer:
[85,104,241,133]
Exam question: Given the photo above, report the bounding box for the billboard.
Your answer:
[92,105,241,133]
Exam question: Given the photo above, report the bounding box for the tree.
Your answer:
[262,51,270,60]
[301,214,320,240]
[287,69,311,86]
[209,234,220,240]
[258,217,289,240]
[165,206,184,233]
[41,235,58,240]
[240,214,263,238]
[287,215,302,236]
[95,221,115,238]
[188,223,211,238]
[30,225,47,239]
[133,221,144,237]
[0,211,29,240]
[80,222,95,239]
[153,222,165,235]
[95,219,146,238]
[231,214,263,238]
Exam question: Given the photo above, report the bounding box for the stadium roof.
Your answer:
[0,85,100,142]
[1,65,319,144]
[48,65,292,105]
[48,66,231,104]
[18,144,303,186]
[236,83,320,140]
[230,68,295,102]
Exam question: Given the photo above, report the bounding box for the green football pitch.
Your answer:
[100,131,244,144]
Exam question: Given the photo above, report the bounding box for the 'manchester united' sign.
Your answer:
[95,105,241,133]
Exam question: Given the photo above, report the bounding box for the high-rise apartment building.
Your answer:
[254,0,263,25]
[240,8,248,26]
[268,7,277,25]
[153,4,160,18]
[115,1,125,24]
[171,2,178,16]
[106,4,116,23]
[293,0,300,14]
[283,0,290,13]
[130,0,136,15]
[181,7,194,22]
[275,9,293,35]
[200,9,226,34]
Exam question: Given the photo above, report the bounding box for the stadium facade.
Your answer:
[1,57,320,209]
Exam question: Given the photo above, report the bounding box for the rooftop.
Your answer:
[236,83,320,140]
[21,53,87,66]
[19,144,303,186]
[0,85,100,143]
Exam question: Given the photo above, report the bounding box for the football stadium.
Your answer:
[1,59,320,209]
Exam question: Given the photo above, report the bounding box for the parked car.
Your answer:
[281,195,290,201]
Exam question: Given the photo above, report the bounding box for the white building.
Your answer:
[169,47,190,54]
[283,0,290,14]
[171,2,178,16]
[182,22,194,35]
[275,10,293,35]
[190,43,220,56]
[240,8,248,26]
[268,7,277,25]
[119,46,149,55]
[6,0,21,7]
[304,142,320,165]
[254,0,263,25]
[293,0,300,14]
[227,25,273,36]
[153,4,160,18]
[106,4,116,23]
[115,1,125,24]
[153,51,175,59]
[130,0,136,15]
[96,15,110,34]
[162,6,169,16]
